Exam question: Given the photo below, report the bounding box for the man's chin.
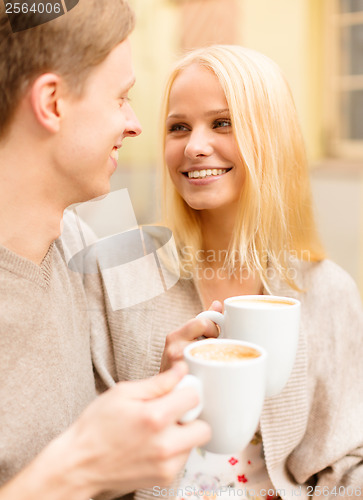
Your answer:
[66,184,112,208]
[91,184,112,201]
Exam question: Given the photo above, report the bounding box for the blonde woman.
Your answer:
[106,45,363,499]
[159,44,363,499]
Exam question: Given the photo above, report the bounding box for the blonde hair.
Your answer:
[0,0,135,138]
[161,45,325,290]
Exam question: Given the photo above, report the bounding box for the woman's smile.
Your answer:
[182,167,233,180]
[165,63,245,212]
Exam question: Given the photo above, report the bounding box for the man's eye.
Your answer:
[213,119,231,128]
[119,97,131,106]
[168,123,189,133]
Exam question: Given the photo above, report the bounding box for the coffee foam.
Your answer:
[230,298,294,308]
[190,343,260,362]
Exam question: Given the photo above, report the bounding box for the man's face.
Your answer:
[53,38,141,205]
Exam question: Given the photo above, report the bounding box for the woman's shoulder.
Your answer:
[269,257,360,305]
[294,259,362,347]
[296,258,361,305]
[299,258,357,290]
[270,258,362,339]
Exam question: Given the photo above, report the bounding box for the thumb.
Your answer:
[115,362,188,401]
[208,300,223,313]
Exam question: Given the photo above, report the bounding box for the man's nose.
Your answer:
[124,103,142,137]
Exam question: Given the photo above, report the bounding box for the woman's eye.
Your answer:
[213,119,231,129]
[168,123,189,133]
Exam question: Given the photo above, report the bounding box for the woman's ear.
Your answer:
[30,73,63,133]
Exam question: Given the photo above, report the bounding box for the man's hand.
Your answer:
[0,363,211,500]
[160,301,222,372]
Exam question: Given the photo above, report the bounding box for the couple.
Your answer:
[0,2,362,500]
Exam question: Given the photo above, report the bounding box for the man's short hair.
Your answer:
[0,0,135,138]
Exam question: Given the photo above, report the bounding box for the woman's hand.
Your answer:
[160,301,223,372]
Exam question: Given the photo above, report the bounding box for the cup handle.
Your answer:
[196,311,225,338]
[175,374,203,424]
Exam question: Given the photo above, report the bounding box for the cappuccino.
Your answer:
[197,294,300,396]
[190,343,260,362]
[230,298,295,308]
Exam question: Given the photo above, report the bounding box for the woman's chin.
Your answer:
[184,200,218,211]
[182,193,227,211]
[182,195,239,216]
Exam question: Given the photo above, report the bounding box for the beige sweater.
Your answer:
[101,258,363,500]
[0,217,117,494]
[0,239,98,485]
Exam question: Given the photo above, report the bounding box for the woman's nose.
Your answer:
[184,129,213,159]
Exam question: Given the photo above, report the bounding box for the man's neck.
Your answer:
[0,141,64,265]
[0,197,64,265]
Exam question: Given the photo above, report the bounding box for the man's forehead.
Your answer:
[82,39,135,90]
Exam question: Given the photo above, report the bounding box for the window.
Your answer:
[328,0,363,158]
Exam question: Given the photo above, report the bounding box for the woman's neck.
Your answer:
[195,208,263,309]
[199,208,236,264]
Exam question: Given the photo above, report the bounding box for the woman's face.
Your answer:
[165,64,245,214]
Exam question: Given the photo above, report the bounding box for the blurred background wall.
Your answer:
[110,0,363,297]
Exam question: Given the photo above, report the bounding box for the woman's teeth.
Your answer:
[187,169,227,179]
[110,148,119,162]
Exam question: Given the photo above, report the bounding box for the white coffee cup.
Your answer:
[178,338,267,454]
[197,295,300,397]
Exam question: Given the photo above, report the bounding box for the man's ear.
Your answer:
[30,73,63,133]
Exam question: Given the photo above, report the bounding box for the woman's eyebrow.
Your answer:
[205,108,230,116]
[167,113,185,120]
[167,108,230,120]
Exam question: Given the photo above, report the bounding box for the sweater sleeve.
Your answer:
[60,210,118,390]
[313,451,363,499]
[289,261,363,498]
[312,274,363,498]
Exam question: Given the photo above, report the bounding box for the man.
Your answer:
[0,1,217,498]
